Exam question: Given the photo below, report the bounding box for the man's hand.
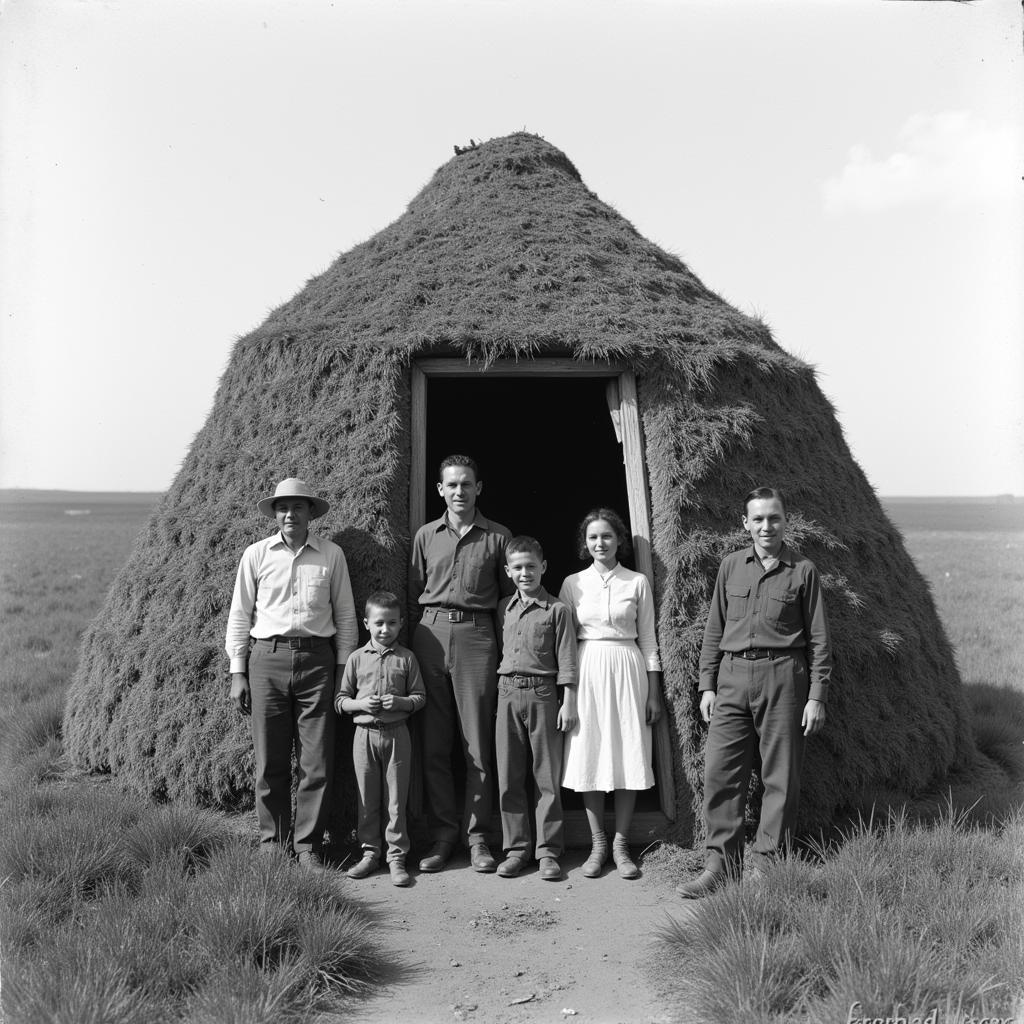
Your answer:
[380,693,402,712]
[802,698,826,736]
[700,690,716,724]
[230,673,251,715]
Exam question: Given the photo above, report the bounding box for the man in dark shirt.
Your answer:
[677,486,831,898]
[409,454,514,872]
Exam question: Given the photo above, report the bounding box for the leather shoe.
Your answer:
[497,854,528,878]
[346,853,379,879]
[389,859,411,887]
[675,869,726,899]
[418,841,454,873]
[539,856,561,881]
[470,843,497,873]
[296,850,325,871]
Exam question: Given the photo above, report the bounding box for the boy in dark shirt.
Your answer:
[336,590,426,887]
[495,536,578,880]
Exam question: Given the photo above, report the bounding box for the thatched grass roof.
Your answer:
[63,133,972,839]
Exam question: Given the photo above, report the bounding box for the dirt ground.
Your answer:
[342,847,694,1024]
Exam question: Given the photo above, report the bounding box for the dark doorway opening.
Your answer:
[424,377,630,589]
[422,374,659,821]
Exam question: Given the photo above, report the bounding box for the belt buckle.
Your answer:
[513,676,531,688]
[287,637,302,649]
[447,610,464,623]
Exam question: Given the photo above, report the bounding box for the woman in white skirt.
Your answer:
[558,508,663,879]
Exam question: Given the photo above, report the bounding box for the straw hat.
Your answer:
[256,478,330,520]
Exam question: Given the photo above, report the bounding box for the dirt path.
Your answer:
[344,848,689,1024]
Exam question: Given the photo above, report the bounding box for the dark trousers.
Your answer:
[703,650,809,876]
[495,676,564,859]
[412,611,498,845]
[248,638,335,854]
[352,722,412,862]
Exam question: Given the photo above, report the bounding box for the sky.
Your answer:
[1,0,1021,496]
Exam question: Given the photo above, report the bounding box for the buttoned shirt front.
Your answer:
[496,587,578,687]
[558,565,662,672]
[224,532,359,673]
[337,640,427,725]
[698,543,832,702]
[408,510,513,626]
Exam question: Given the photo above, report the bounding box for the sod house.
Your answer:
[64,132,972,845]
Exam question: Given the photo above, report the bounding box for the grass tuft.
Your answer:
[658,806,1024,1023]
[124,802,237,872]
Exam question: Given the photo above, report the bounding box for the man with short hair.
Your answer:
[226,477,358,868]
[409,455,514,873]
[677,486,831,898]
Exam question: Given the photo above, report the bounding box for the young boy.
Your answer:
[336,590,426,887]
[495,536,578,881]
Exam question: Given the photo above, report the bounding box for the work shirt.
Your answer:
[408,510,513,626]
[698,544,832,702]
[224,532,358,674]
[336,640,427,726]
[496,587,578,687]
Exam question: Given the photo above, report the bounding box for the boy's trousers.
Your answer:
[412,610,498,846]
[247,637,335,854]
[353,721,412,862]
[703,650,809,876]
[495,674,564,860]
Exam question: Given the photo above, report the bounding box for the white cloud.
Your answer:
[823,111,1021,215]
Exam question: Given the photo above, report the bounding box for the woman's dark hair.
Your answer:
[576,507,632,562]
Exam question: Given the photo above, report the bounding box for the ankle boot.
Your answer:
[582,832,608,878]
[612,834,639,879]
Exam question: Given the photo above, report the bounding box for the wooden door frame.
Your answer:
[410,357,676,827]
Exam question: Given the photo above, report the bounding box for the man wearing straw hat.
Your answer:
[226,478,358,868]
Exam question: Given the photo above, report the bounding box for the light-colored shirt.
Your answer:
[225,532,358,673]
[697,543,832,702]
[558,564,662,672]
[336,640,427,725]
[408,510,513,626]
[496,587,578,687]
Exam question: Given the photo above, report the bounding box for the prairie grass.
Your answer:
[656,806,1024,1023]
[0,496,385,1023]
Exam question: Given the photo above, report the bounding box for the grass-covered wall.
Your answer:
[63,133,972,841]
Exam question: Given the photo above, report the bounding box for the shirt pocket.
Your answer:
[530,620,554,653]
[382,663,408,696]
[766,587,800,631]
[301,568,331,610]
[726,587,750,620]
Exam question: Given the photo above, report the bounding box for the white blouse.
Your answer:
[558,564,662,672]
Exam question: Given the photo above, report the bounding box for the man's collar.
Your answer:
[746,542,792,566]
[270,531,321,552]
[365,638,394,655]
[509,587,551,609]
[432,510,492,533]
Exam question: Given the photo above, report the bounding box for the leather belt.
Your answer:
[427,607,480,624]
[357,719,406,731]
[733,648,776,661]
[255,636,332,651]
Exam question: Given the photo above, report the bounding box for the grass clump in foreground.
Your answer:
[656,804,1024,1024]
[0,786,384,1024]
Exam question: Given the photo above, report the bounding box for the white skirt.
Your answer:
[562,639,654,792]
